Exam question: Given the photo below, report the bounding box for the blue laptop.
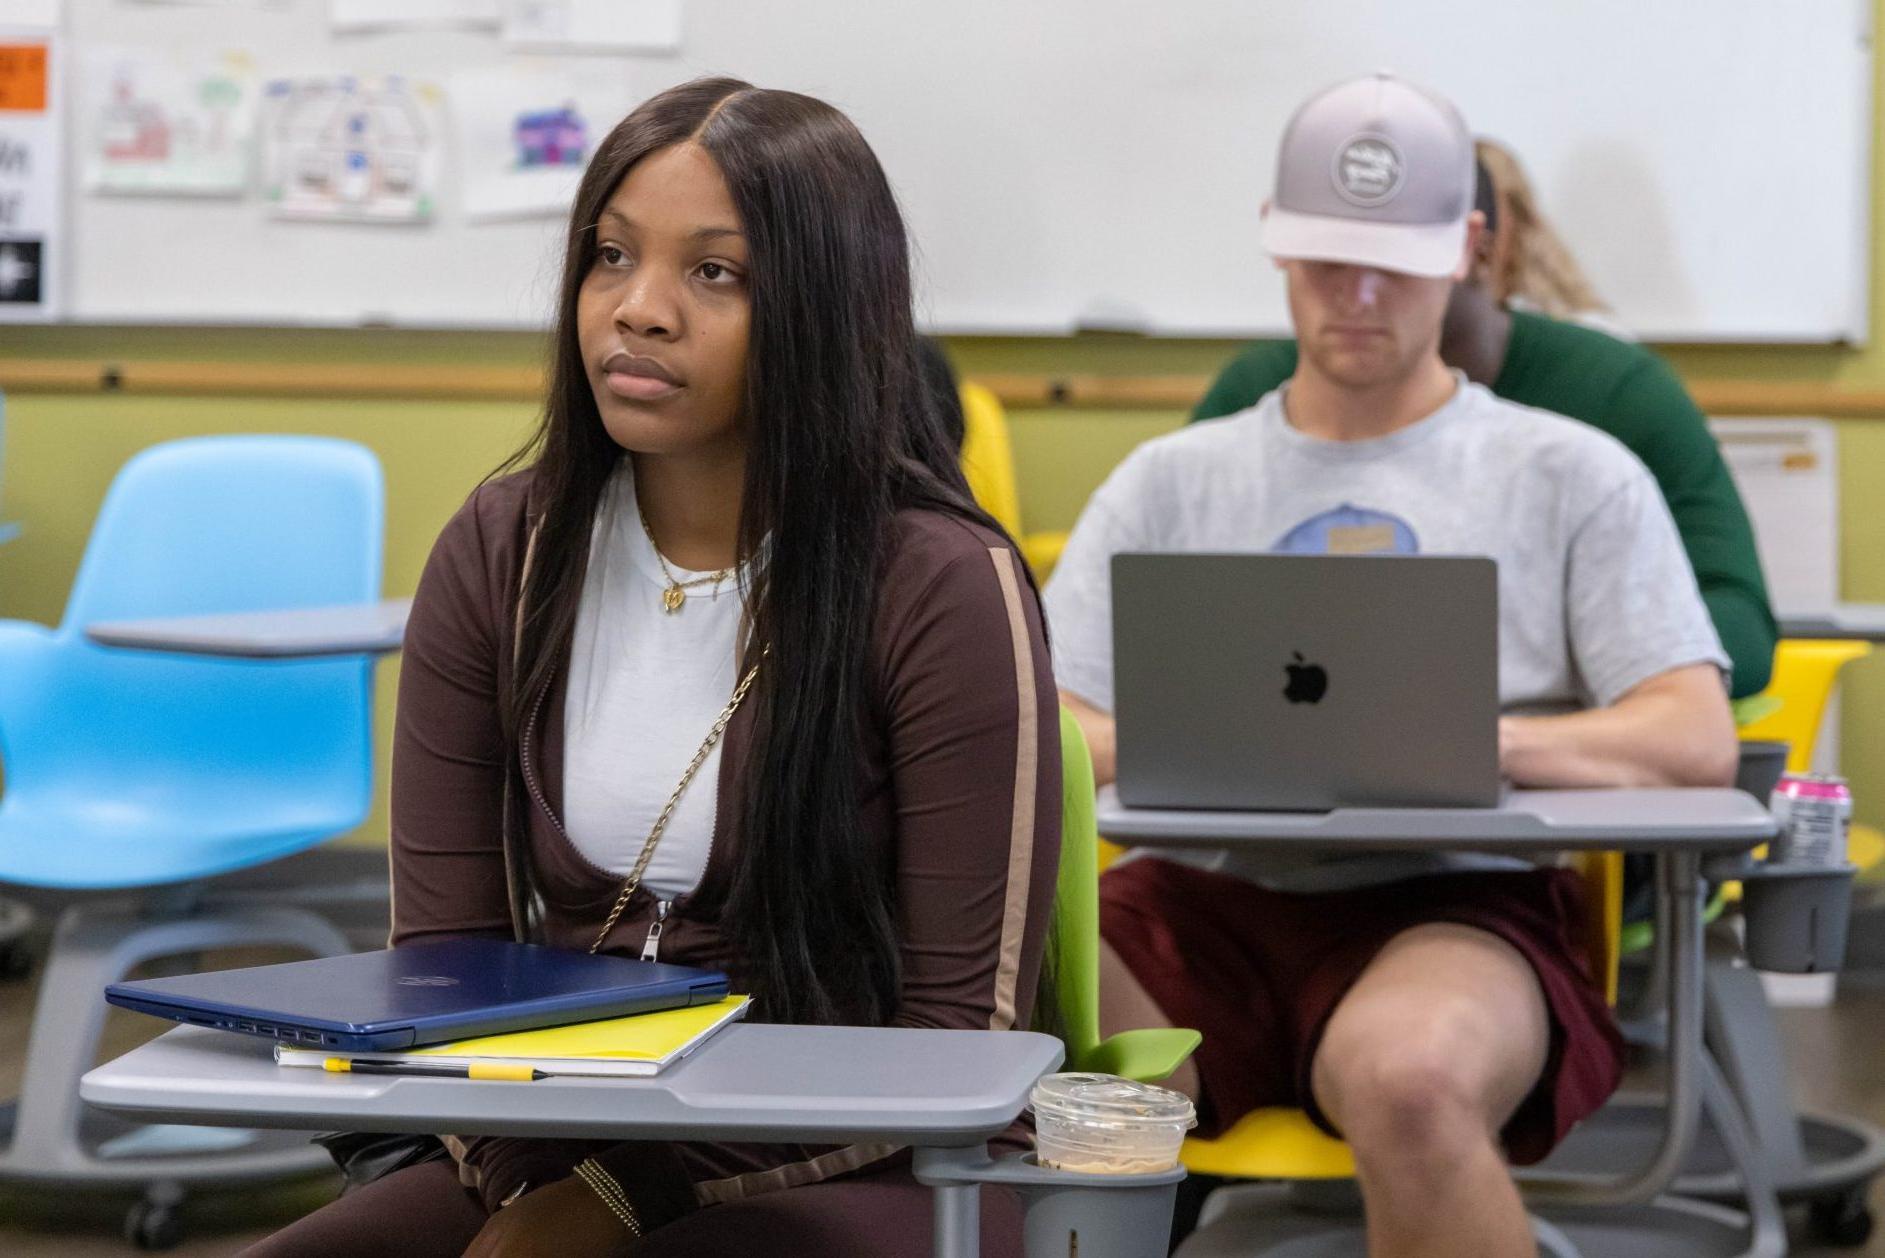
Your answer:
[105,938,730,1052]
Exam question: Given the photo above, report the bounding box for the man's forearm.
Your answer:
[1500,667,1738,789]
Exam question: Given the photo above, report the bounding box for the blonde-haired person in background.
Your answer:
[1473,138,1625,338]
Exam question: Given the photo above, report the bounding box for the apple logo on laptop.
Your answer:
[1283,652,1328,705]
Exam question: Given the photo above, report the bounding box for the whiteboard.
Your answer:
[59,0,1874,339]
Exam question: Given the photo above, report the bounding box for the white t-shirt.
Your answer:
[1043,375,1728,891]
[563,462,744,902]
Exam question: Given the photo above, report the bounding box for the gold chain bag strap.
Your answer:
[587,653,762,954]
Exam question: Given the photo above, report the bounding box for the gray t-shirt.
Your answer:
[1045,376,1729,891]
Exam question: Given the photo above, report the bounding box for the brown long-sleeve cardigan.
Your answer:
[387,469,1060,1233]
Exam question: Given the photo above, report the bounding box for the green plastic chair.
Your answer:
[1048,706,1201,1080]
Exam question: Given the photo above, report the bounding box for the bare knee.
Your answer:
[1315,1033,1488,1161]
[1313,925,1548,1164]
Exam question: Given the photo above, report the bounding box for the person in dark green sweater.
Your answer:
[1193,168,1777,698]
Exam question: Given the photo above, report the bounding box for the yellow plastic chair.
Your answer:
[958,382,1069,581]
[1177,851,1623,1180]
[1739,639,1874,772]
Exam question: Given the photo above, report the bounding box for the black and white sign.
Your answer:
[0,24,59,322]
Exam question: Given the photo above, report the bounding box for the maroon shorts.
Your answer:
[1099,858,1625,1165]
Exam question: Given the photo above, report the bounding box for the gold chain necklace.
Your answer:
[637,501,734,614]
[589,652,764,954]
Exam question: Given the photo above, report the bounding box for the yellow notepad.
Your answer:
[275,995,749,1078]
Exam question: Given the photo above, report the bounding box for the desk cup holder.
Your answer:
[1012,1154,1184,1258]
[1735,739,1790,801]
[1741,861,1857,974]
[912,1144,1186,1258]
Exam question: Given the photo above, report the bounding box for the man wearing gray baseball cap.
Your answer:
[1043,74,1737,1256]
[1259,74,1478,279]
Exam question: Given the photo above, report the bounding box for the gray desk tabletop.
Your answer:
[1096,786,1775,854]
[81,1023,1063,1148]
[86,598,411,659]
[1777,603,1885,643]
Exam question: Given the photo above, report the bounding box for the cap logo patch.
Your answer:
[1333,135,1403,206]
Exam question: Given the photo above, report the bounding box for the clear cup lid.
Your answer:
[1028,1072,1198,1127]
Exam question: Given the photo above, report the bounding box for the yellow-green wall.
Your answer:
[5,9,1885,839]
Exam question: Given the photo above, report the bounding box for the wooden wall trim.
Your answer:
[973,374,1885,417]
[0,359,542,402]
[5,359,1885,418]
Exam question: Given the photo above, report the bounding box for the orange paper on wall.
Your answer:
[0,45,48,113]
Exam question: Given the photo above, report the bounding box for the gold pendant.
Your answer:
[662,586,685,613]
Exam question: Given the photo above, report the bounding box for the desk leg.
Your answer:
[931,1181,980,1258]
[1521,849,1705,1206]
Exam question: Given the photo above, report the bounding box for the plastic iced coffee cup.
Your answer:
[1029,1072,1197,1174]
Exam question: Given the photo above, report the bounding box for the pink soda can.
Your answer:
[1769,772,1852,868]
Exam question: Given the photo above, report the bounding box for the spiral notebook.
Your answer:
[275,995,750,1078]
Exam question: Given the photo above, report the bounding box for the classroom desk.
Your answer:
[1778,604,1885,642]
[85,598,411,658]
[82,1023,1064,1258]
[1096,786,1774,1217]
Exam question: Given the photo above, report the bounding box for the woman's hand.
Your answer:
[461,1174,637,1258]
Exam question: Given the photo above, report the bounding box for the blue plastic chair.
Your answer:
[0,436,383,1234]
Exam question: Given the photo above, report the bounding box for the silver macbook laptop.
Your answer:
[1112,553,1500,811]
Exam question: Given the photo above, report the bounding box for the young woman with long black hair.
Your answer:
[245,77,1059,1258]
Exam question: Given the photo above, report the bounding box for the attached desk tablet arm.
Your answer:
[85,598,412,659]
[83,1024,1071,1258]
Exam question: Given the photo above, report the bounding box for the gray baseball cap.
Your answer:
[1260,73,1475,278]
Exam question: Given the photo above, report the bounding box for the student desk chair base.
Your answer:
[1600,953,1885,1247]
[1638,661,1885,1247]
[0,897,349,1249]
[0,437,387,1248]
[1177,1183,1762,1258]
[1098,790,1785,1258]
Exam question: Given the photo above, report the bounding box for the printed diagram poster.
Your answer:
[503,0,682,54]
[331,0,498,32]
[262,76,442,223]
[451,65,631,221]
[82,49,258,196]
[0,30,59,320]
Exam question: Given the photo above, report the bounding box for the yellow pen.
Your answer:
[322,1058,546,1082]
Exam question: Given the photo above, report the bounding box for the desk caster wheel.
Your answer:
[0,939,32,980]
[1809,1187,1875,1247]
[125,1185,185,1251]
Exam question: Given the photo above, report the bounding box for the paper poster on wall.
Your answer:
[81,49,258,196]
[450,65,633,221]
[0,29,61,321]
[262,76,442,223]
[502,0,682,54]
[331,0,499,32]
